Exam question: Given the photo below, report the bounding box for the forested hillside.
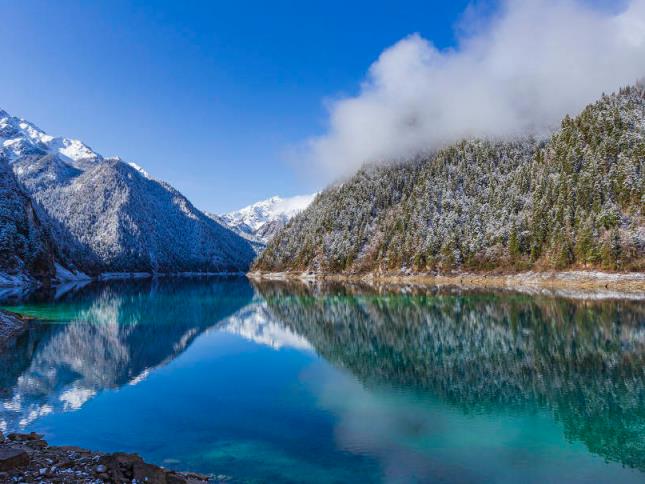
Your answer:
[0,158,56,284]
[22,159,256,274]
[255,84,644,273]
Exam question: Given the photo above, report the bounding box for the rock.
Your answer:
[102,451,144,467]
[171,472,209,483]
[7,432,43,442]
[56,445,90,454]
[98,452,145,481]
[25,439,47,449]
[132,461,168,483]
[186,471,211,482]
[1,436,216,482]
[167,474,189,484]
[0,448,29,471]
[167,472,209,484]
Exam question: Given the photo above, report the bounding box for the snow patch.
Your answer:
[54,263,91,283]
[128,162,150,178]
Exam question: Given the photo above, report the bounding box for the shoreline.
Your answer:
[247,270,645,297]
[0,271,249,289]
[0,432,211,483]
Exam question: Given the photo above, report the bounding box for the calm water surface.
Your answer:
[0,278,643,483]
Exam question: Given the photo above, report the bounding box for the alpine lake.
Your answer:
[0,277,643,483]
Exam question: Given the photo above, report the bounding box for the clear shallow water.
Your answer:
[0,278,643,483]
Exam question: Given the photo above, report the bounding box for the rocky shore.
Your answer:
[248,270,645,296]
[0,432,210,483]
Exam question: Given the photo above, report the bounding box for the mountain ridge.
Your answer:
[1,108,256,284]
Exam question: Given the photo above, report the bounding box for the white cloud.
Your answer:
[305,0,645,178]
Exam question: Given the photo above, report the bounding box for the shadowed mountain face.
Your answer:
[0,278,253,431]
[252,280,645,471]
[0,158,56,284]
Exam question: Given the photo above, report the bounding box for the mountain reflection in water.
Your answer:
[0,278,253,430]
[0,278,643,482]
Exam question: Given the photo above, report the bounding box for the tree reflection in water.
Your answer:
[253,280,645,471]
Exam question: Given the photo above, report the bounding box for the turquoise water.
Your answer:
[0,278,643,483]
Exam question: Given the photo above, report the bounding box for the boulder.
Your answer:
[167,472,210,484]
[0,447,29,471]
[132,461,168,483]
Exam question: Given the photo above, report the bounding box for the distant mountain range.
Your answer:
[3,83,643,286]
[255,84,644,274]
[1,109,255,286]
[211,194,316,244]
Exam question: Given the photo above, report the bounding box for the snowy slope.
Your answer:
[1,108,256,276]
[219,194,316,243]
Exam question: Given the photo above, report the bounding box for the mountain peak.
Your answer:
[216,193,317,243]
[1,108,102,168]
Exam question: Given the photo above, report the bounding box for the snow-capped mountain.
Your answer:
[0,108,256,281]
[217,194,316,243]
[0,109,101,169]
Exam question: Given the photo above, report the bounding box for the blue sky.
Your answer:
[0,0,473,212]
[0,0,631,212]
